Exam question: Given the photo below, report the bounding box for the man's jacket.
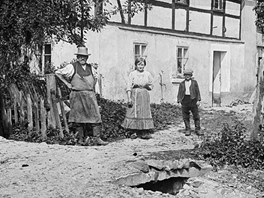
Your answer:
[177,79,201,103]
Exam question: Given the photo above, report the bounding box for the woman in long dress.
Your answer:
[121,57,154,139]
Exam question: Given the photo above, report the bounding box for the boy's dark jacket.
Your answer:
[177,79,201,103]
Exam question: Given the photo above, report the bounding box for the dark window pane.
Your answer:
[44,44,51,54]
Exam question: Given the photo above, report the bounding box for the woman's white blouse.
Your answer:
[127,70,153,91]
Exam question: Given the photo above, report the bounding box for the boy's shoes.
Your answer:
[195,129,204,136]
[130,133,137,139]
[140,133,152,140]
[185,130,191,136]
[94,137,108,146]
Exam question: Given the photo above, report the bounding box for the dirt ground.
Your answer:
[0,104,263,198]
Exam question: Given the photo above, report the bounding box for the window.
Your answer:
[177,46,188,75]
[44,44,51,66]
[213,0,223,11]
[43,43,52,74]
[134,43,147,60]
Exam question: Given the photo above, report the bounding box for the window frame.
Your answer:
[212,0,224,11]
[41,43,52,74]
[134,43,147,61]
[176,46,189,77]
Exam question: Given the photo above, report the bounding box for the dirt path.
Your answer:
[0,104,262,198]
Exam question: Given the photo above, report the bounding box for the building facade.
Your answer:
[40,0,260,106]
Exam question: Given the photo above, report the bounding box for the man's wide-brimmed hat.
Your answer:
[75,46,91,56]
[183,68,193,75]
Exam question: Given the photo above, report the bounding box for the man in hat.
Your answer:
[55,46,108,145]
[177,69,202,136]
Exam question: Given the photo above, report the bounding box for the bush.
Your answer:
[9,98,182,144]
[196,122,264,170]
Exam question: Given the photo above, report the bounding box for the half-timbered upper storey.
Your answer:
[108,0,242,40]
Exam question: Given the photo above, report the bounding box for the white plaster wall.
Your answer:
[189,11,210,34]
[175,9,186,31]
[189,0,211,10]
[148,6,172,29]
[225,17,240,39]
[212,15,223,37]
[131,10,145,26]
[241,0,258,95]
[226,1,240,16]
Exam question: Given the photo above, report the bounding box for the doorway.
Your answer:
[212,51,226,106]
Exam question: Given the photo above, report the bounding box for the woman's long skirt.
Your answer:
[121,88,154,130]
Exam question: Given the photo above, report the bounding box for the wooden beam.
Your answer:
[116,0,125,24]
[186,1,189,32]
[151,0,171,8]
[144,1,148,27]
[128,0,131,24]
[239,0,242,40]
[210,0,213,35]
[172,0,175,30]
[222,0,226,37]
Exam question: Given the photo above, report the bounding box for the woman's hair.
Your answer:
[135,57,146,67]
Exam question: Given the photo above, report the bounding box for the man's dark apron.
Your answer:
[68,62,101,123]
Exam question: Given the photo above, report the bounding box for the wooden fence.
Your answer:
[4,74,69,140]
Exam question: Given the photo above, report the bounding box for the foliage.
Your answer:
[151,103,182,130]
[9,98,182,144]
[254,1,264,33]
[0,0,151,97]
[195,122,264,170]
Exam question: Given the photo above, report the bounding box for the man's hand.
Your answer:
[196,101,201,107]
[66,83,72,89]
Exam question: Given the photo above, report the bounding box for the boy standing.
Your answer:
[177,69,202,136]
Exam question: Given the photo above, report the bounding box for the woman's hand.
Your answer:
[144,84,151,90]
[127,98,133,108]
[66,83,72,89]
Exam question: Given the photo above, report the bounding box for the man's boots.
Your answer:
[76,126,84,145]
[194,120,203,136]
[92,125,108,146]
[184,119,191,136]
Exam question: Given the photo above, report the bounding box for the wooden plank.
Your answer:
[57,87,69,133]
[27,94,33,131]
[35,96,40,133]
[40,98,47,140]
[7,108,12,127]
[51,90,64,139]
[46,74,56,129]
[19,91,25,124]
[14,99,18,124]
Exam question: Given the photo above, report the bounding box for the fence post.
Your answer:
[57,87,69,133]
[51,90,64,139]
[46,74,56,129]
[7,108,12,127]
[35,96,40,133]
[14,99,18,124]
[19,91,25,124]
[40,98,47,140]
[27,94,33,131]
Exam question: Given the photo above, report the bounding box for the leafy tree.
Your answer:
[0,0,148,88]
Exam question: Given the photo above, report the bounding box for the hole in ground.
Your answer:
[133,177,189,195]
